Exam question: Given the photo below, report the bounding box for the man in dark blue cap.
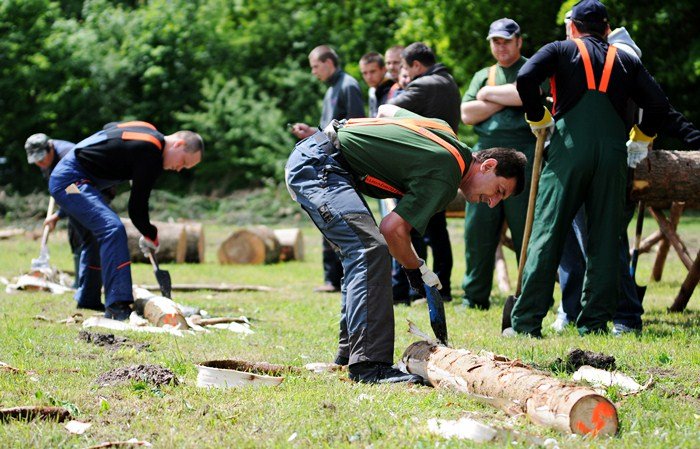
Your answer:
[509,0,671,337]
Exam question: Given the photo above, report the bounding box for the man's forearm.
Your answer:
[379,212,420,269]
[476,84,522,107]
[461,100,505,125]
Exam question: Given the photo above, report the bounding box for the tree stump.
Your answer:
[273,228,304,261]
[218,226,281,264]
[176,222,205,264]
[402,341,618,437]
[122,218,186,264]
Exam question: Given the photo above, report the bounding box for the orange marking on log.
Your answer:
[576,401,616,435]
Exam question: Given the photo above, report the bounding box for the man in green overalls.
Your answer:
[511,0,670,336]
[460,18,545,309]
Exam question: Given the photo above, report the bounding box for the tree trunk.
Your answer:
[217,226,281,264]
[273,228,304,262]
[176,222,205,264]
[122,218,186,264]
[401,341,618,437]
[631,150,700,208]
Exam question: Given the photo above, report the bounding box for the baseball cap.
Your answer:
[571,0,608,23]
[25,133,50,164]
[486,18,521,40]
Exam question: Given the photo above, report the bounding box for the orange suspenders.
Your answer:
[117,121,163,151]
[344,118,466,196]
[486,64,498,87]
[573,38,618,93]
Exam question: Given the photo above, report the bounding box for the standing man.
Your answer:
[510,0,670,337]
[460,18,544,310]
[49,121,203,320]
[384,45,404,101]
[359,52,394,118]
[285,104,525,383]
[290,45,365,293]
[388,41,462,302]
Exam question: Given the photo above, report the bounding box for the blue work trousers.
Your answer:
[285,133,394,365]
[48,151,133,308]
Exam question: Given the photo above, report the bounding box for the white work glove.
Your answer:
[404,259,442,296]
[139,235,160,257]
[419,260,442,290]
[626,125,654,168]
[525,106,555,140]
[322,119,343,149]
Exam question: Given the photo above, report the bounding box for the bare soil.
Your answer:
[78,330,149,351]
[95,364,178,387]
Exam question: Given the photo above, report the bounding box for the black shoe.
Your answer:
[349,361,423,384]
[334,355,349,366]
[104,302,133,321]
[77,303,105,312]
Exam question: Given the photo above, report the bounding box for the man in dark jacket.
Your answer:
[388,42,462,302]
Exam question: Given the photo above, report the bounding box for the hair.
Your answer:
[473,147,526,196]
[360,51,385,68]
[571,19,608,39]
[385,45,404,56]
[174,131,204,155]
[401,42,436,67]
[309,45,339,67]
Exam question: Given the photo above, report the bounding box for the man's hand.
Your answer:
[43,213,60,232]
[139,235,159,257]
[525,106,555,140]
[627,125,654,168]
[322,120,342,149]
[403,259,442,297]
[290,123,315,140]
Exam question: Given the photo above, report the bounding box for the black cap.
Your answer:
[571,0,608,23]
[486,18,521,40]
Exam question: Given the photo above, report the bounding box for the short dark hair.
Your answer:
[572,19,607,39]
[402,42,436,67]
[310,45,339,67]
[474,147,527,196]
[174,130,204,155]
[360,52,385,68]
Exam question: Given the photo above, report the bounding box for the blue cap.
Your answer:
[486,18,521,40]
[571,0,608,23]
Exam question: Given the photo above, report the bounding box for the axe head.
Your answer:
[424,284,448,346]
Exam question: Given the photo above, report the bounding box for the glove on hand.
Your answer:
[525,106,555,140]
[626,125,654,168]
[403,259,442,297]
[139,235,159,257]
[322,119,343,149]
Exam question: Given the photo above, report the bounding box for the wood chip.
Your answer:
[65,420,92,434]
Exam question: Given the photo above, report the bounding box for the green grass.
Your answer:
[0,215,698,448]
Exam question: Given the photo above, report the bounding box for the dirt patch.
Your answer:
[95,364,178,387]
[78,330,149,351]
[552,348,616,373]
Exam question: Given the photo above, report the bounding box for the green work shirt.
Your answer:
[463,56,536,148]
[338,109,472,235]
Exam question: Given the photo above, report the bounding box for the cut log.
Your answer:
[668,249,700,313]
[0,228,25,240]
[132,287,189,328]
[631,150,700,209]
[217,226,281,264]
[401,341,618,436]
[273,228,304,262]
[176,222,205,264]
[122,218,186,264]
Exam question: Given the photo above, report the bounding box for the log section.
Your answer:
[630,150,700,208]
[402,341,618,437]
[177,222,205,263]
[218,226,281,264]
[273,228,304,261]
[123,218,186,264]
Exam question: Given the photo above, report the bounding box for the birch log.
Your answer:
[401,341,618,437]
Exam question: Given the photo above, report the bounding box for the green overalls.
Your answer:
[511,40,627,336]
[462,60,536,308]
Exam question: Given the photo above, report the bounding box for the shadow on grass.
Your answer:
[642,310,700,337]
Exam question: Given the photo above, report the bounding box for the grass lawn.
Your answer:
[0,213,698,448]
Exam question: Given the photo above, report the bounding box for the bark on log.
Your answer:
[668,249,700,313]
[218,226,281,264]
[401,341,618,436]
[122,218,187,264]
[631,150,700,209]
[176,222,205,264]
[273,228,304,262]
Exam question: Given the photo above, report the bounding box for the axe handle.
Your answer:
[40,196,56,250]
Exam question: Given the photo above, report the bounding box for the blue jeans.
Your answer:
[558,205,643,328]
[285,133,394,365]
[49,151,133,308]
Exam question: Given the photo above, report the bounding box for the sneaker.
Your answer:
[551,316,570,333]
[313,283,340,293]
[612,323,642,336]
[349,361,423,384]
[104,302,133,321]
[501,327,518,337]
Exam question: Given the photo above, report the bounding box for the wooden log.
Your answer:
[401,341,618,436]
[650,206,693,273]
[176,222,205,264]
[650,204,684,281]
[273,228,304,262]
[637,230,663,255]
[668,249,700,313]
[217,226,281,265]
[631,150,700,209]
[136,283,273,292]
[132,287,189,328]
[122,218,187,264]
[0,228,25,240]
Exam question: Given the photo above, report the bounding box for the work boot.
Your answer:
[104,302,133,321]
[349,361,423,384]
[334,354,349,366]
[77,302,105,312]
